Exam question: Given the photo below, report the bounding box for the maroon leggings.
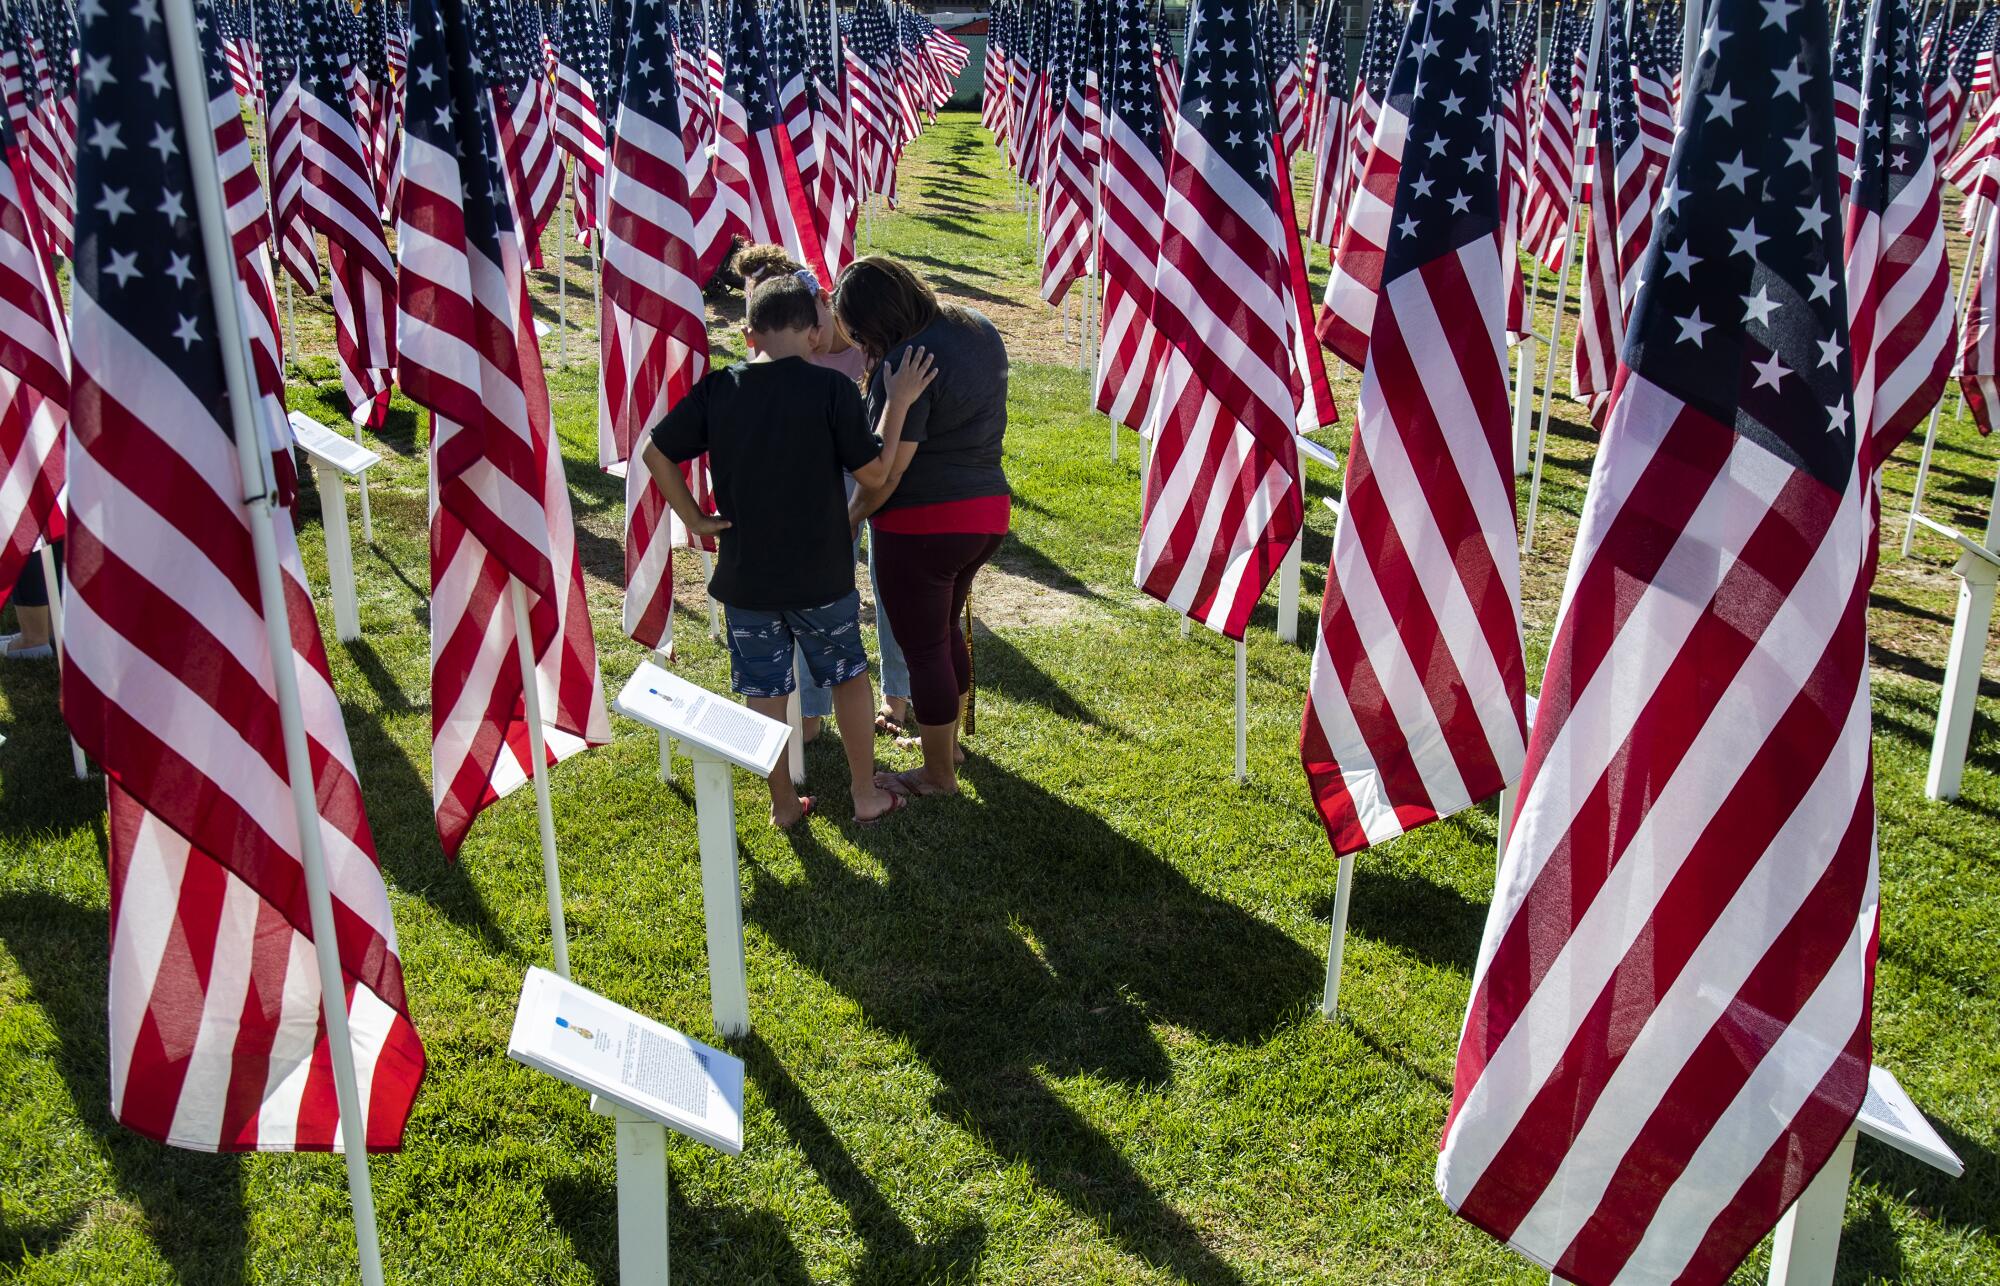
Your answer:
[872,529,1005,727]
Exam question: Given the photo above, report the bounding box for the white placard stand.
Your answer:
[614,663,788,1038]
[785,689,806,789]
[697,550,721,640]
[1911,509,2000,801]
[1277,532,1302,645]
[288,411,383,643]
[509,967,746,1286]
[1766,1064,1963,1286]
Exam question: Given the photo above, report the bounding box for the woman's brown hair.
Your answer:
[831,256,975,363]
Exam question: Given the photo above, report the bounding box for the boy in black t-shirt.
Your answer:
[641,276,935,827]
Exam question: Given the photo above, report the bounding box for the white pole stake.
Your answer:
[785,688,806,788]
[613,1110,672,1285]
[1905,201,1993,556]
[1522,2,1606,554]
[1511,271,1543,476]
[164,1,383,1277]
[688,749,752,1036]
[1321,849,1356,1019]
[557,188,569,368]
[39,543,87,779]
[353,422,374,543]
[284,272,295,374]
[699,548,721,639]
[1766,1126,1859,1286]
[1180,613,1192,638]
[1234,638,1248,783]
[1277,530,1302,644]
[1924,546,1997,801]
[510,579,572,981]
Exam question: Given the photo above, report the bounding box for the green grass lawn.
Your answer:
[2,112,1997,1284]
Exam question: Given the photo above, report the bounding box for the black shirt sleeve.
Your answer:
[649,376,710,463]
[830,374,880,472]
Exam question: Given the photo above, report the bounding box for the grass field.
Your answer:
[2,112,1998,1284]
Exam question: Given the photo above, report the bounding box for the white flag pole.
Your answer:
[1233,637,1248,783]
[39,542,87,779]
[1521,0,1606,554]
[1904,197,1994,556]
[557,181,570,368]
[509,578,573,980]
[163,1,384,1279]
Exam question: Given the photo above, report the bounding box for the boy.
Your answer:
[641,274,934,827]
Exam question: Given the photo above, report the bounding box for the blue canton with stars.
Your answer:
[721,0,779,131]
[1383,0,1498,283]
[1176,0,1282,189]
[1853,0,1929,216]
[1110,0,1163,153]
[71,0,230,422]
[405,0,517,258]
[1622,0,1855,490]
[616,0,681,130]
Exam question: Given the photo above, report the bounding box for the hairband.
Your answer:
[795,269,823,297]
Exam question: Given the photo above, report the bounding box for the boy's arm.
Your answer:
[641,439,731,537]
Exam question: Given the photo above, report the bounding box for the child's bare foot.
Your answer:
[772,796,816,829]
[851,785,907,825]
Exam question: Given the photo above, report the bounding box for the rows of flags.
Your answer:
[0,0,1992,1278]
[0,0,968,1160]
[977,0,1967,1281]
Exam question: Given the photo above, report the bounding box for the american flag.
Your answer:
[1831,0,1866,202]
[597,0,710,651]
[1134,0,1318,638]
[299,0,398,427]
[217,0,257,100]
[842,1,896,199]
[1632,3,1675,168]
[1153,0,1182,123]
[1496,0,1537,337]
[1095,0,1169,433]
[0,99,66,617]
[1262,0,1305,162]
[259,0,320,292]
[487,0,564,269]
[1959,178,2000,436]
[1518,0,1586,267]
[1301,0,1525,860]
[981,0,1010,140]
[1845,0,1952,493]
[359,0,402,219]
[1,11,33,142]
[1569,2,1659,425]
[64,0,424,1152]
[23,0,76,260]
[1038,0,1093,306]
[1303,0,1348,249]
[550,0,610,240]
[1946,83,2000,234]
[1317,0,1417,372]
[1438,3,1880,1279]
[767,0,819,201]
[705,0,827,282]
[397,0,610,857]
[804,0,858,274]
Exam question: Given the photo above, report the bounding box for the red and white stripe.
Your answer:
[299,73,396,425]
[1958,197,2000,436]
[397,51,610,858]
[25,89,74,258]
[495,76,564,268]
[1040,71,1094,305]
[0,134,66,613]
[1317,70,1411,372]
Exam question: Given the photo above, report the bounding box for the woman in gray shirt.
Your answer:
[835,257,1011,800]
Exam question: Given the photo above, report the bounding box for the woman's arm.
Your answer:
[641,439,731,537]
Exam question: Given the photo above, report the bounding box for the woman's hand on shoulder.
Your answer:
[884,346,937,409]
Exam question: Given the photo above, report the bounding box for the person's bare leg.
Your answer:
[879,720,959,796]
[747,694,808,826]
[8,606,50,652]
[830,675,901,820]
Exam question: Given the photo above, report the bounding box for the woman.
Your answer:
[833,257,1009,798]
[732,245,911,738]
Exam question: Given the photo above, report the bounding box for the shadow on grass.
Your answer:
[972,630,1114,733]
[0,660,102,843]
[1,1211,82,1268]
[988,532,1111,606]
[1869,641,2000,703]
[1309,854,1489,979]
[543,1171,812,1286]
[747,757,1321,1285]
[0,890,251,1286]
[739,1034,987,1282]
[1862,1116,2000,1242]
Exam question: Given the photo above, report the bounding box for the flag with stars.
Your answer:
[1519,0,1587,268]
[1038,0,1094,306]
[704,0,826,283]
[298,0,398,427]
[64,0,425,1153]
[1957,176,2000,436]
[1831,0,1866,201]
[397,0,611,857]
[551,0,611,239]
[1301,0,1526,861]
[598,0,710,650]
[805,0,858,273]
[1135,0,1325,639]
[1570,0,1662,425]
[484,0,564,269]
[1303,0,1347,248]
[259,0,319,292]
[24,0,77,258]
[1438,0,1879,1278]
[1095,0,1170,433]
[1845,0,1952,496]
[1317,0,1417,371]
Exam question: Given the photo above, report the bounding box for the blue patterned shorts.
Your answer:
[722,592,870,699]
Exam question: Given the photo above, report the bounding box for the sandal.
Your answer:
[874,711,906,737]
[874,769,957,799]
[774,796,816,830]
[852,792,909,827]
